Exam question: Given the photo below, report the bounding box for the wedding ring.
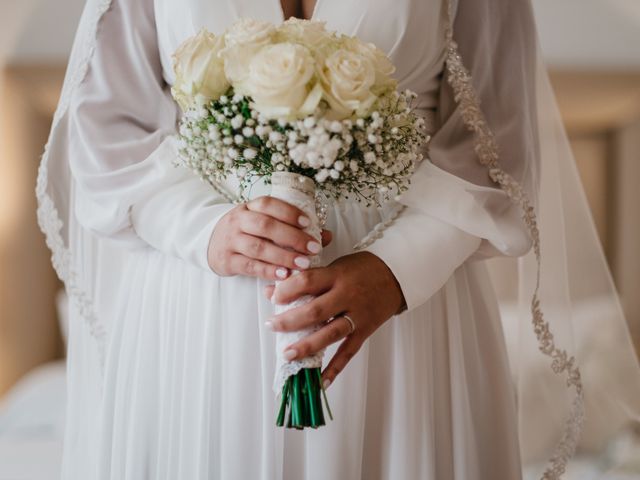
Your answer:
[325,316,336,325]
[342,314,356,335]
[325,314,355,334]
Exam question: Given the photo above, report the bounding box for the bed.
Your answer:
[0,360,66,480]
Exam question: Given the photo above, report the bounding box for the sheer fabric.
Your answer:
[35,0,640,478]
[432,0,640,476]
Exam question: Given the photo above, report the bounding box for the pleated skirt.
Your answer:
[61,201,522,480]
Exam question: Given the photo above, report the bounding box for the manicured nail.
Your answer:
[276,267,288,279]
[264,321,273,330]
[298,216,311,227]
[284,349,297,361]
[307,241,321,254]
[323,379,331,389]
[294,256,311,269]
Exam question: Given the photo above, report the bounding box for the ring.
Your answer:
[342,314,356,335]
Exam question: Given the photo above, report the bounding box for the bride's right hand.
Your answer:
[207,196,332,281]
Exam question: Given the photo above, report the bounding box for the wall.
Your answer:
[2,0,640,67]
[0,66,65,397]
[613,120,640,345]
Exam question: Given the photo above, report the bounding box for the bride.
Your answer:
[36,0,640,478]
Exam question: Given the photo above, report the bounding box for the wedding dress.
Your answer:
[36,0,640,479]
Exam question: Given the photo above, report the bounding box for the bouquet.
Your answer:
[172,17,427,429]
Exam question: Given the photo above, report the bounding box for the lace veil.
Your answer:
[36,0,640,477]
[426,0,640,477]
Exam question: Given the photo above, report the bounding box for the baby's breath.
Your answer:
[176,88,428,206]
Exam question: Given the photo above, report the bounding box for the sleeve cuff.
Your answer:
[363,207,481,312]
[188,202,236,271]
[131,174,235,271]
[129,137,236,272]
[399,160,532,260]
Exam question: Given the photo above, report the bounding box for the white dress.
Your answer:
[58,0,531,478]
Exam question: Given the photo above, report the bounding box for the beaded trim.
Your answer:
[207,177,242,204]
[443,3,584,479]
[352,203,406,250]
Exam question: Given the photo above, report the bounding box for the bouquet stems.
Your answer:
[276,367,333,429]
[270,171,333,429]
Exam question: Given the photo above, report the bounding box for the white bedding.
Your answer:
[0,361,66,480]
[0,439,63,480]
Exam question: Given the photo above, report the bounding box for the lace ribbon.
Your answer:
[270,172,325,393]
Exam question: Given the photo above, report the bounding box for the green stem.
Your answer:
[275,368,332,429]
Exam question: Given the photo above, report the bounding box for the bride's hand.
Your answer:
[263,252,406,388]
[208,196,332,281]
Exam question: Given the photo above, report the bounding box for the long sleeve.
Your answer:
[364,0,539,311]
[67,0,232,270]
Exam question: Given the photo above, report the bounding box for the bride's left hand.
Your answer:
[263,251,406,388]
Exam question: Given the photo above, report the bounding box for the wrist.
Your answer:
[358,251,407,316]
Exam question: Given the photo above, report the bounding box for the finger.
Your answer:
[235,233,308,273]
[321,335,363,388]
[240,210,320,256]
[283,316,354,361]
[246,196,311,229]
[273,268,334,305]
[268,290,345,332]
[263,284,276,301]
[321,230,333,247]
[226,253,282,281]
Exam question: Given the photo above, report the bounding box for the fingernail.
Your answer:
[264,321,274,330]
[276,267,288,279]
[323,379,331,389]
[298,216,311,227]
[307,241,321,254]
[284,349,297,361]
[294,256,311,269]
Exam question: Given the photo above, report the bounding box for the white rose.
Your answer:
[243,43,321,119]
[219,19,276,88]
[319,49,377,120]
[277,18,332,47]
[172,29,229,109]
[344,38,397,90]
[224,18,275,48]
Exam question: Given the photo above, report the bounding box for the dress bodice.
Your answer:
[154,0,448,113]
